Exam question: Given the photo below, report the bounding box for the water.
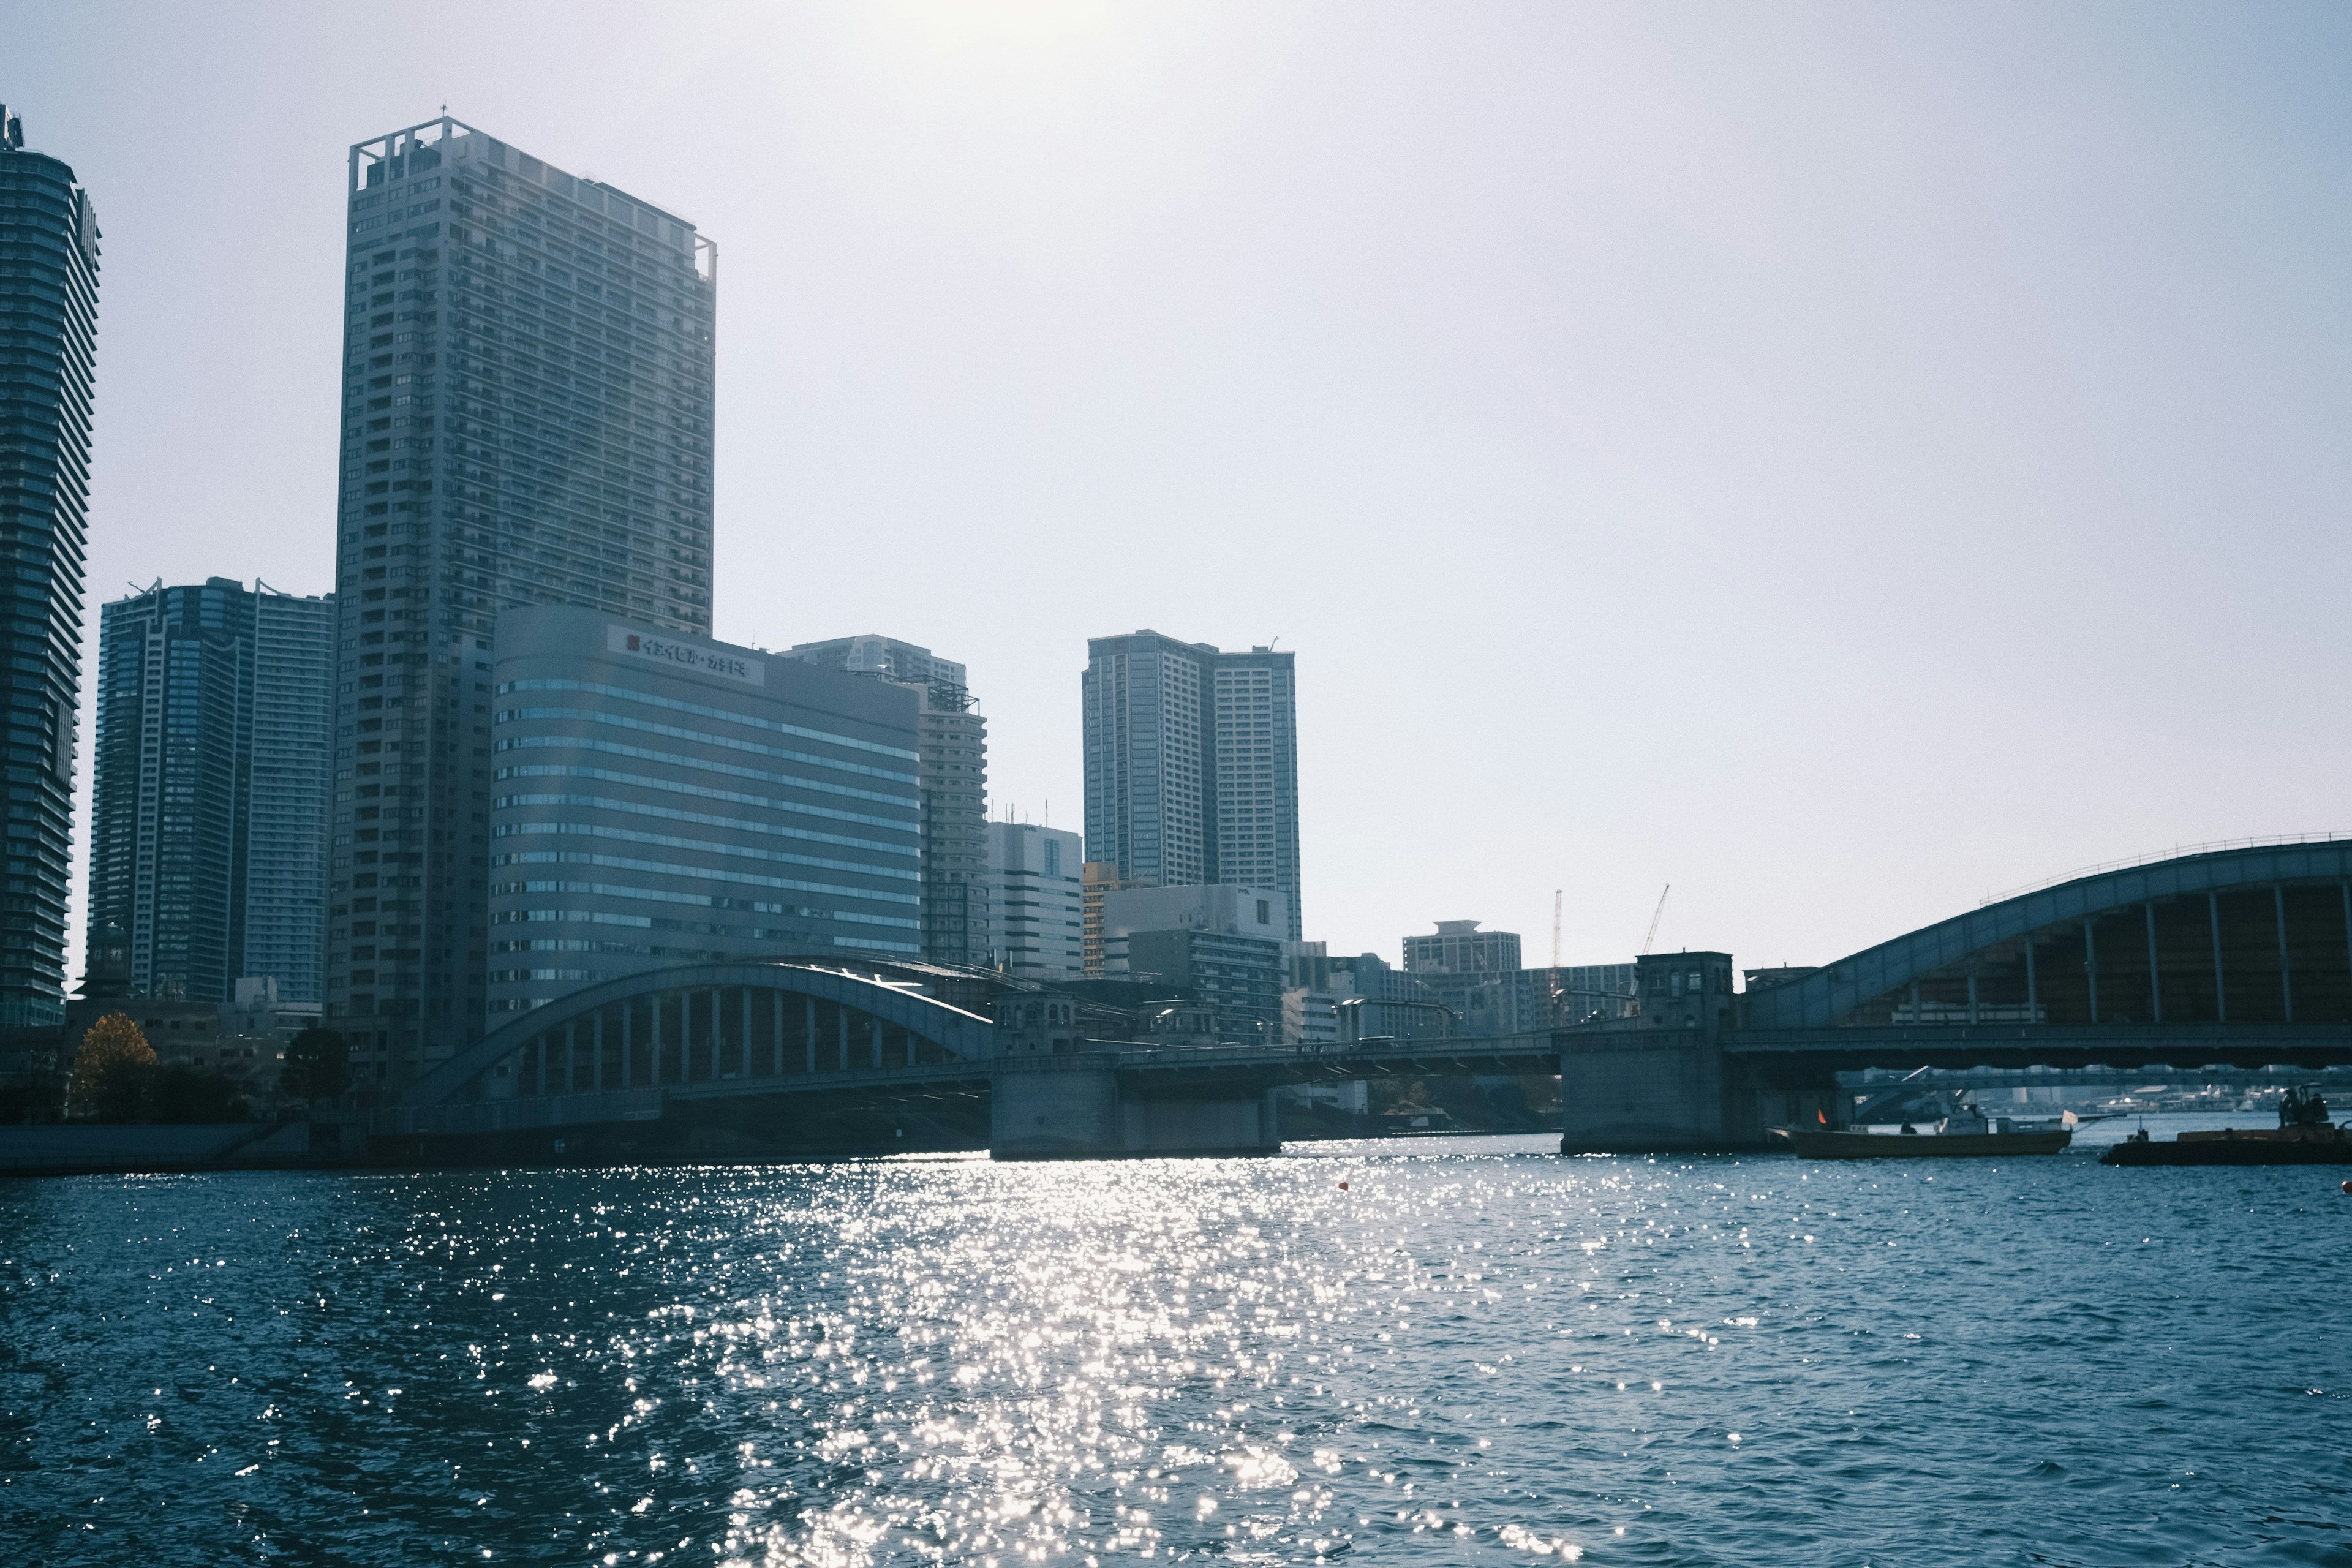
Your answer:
[2,1122,2347,1566]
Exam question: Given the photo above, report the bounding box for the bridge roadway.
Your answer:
[377,1032,1566,1158]
[376,1019,2352,1159]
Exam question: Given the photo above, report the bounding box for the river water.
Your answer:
[1,1118,2346,1566]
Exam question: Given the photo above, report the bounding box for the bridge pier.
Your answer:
[989,1069,1283,1160]
[1559,1031,1736,1152]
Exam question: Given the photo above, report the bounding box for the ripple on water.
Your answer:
[0,1129,2346,1565]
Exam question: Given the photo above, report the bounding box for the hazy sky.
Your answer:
[16,2,2352,978]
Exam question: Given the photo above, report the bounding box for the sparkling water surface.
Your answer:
[2,1121,2347,1566]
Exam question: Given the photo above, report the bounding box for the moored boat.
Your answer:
[2100,1085,2351,1166]
[1774,1125,2073,1159]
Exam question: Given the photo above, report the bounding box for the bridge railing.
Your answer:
[1977,831,2352,907]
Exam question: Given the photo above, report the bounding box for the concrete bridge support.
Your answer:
[1558,1035,1837,1152]
[1559,1031,1732,1153]
[990,1069,1283,1159]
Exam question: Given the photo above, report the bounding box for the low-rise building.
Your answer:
[1101,884,1286,1042]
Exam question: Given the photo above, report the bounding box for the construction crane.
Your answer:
[1642,883,1671,954]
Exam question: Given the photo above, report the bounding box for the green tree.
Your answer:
[67,1012,156,1122]
[278,1027,350,1106]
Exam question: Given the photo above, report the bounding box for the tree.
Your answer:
[278,1027,350,1106]
[67,1012,156,1122]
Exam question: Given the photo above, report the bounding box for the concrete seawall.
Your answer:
[0,1120,368,1177]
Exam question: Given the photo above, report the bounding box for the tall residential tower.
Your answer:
[1081,631,1300,938]
[89,579,336,1006]
[0,107,99,1026]
[326,116,715,1090]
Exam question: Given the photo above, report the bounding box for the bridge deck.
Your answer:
[383,1036,1566,1137]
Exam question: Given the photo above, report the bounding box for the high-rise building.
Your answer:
[0,107,99,1028]
[788,636,988,967]
[246,587,339,1012]
[325,116,716,1089]
[986,821,1084,979]
[1080,631,1300,938]
[89,579,336,1009]
[484,606,921,1021]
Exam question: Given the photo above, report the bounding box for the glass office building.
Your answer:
[484,605,922,1019]
[325,116,716,1089]
[89,579,336,1006]
[0,107,100,1026]
[788,635,989,967]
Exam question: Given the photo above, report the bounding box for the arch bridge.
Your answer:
[1561,839,2352,1150]
[383,959,1564,1161]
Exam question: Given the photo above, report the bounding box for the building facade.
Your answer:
[1281,945,1437,1045]
[1081,631,1301,938]
[986,821,1084,979]
[89,579,336,1008]
[325,116,717,1089]
[788,635,988,967]
[245,587,339,1011]
[0,107,99,1027]
[1403,919,1523,976]
[484,606,921,1022]
[1100,883,1287,1041]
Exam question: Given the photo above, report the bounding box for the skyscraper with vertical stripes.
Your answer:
[0,107,99,1027]
[326,115,715,1095]
[89,579,335,1008]
[1081,632,1301,940]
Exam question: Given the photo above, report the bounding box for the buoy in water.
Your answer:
[1339,1181,1350,1191]
[2342,1180,2351,1195]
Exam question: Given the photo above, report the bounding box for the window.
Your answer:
[1042,840,1060,877]
[1257,899,1270,925]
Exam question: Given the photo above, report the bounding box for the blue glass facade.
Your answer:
[485,606,922,1017]
[0,108,99,1026]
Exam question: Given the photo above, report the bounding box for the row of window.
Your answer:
[497,762,914,834]
[496,791,915,860]
[499,677,915,762]
[494,846,918,907]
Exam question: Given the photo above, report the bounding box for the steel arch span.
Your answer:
[405,960,998,1107]
[1741,839,2352,1039]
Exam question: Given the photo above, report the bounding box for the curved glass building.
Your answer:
[485,606,922,1020]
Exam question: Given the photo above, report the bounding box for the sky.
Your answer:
[14,2,2352,979]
